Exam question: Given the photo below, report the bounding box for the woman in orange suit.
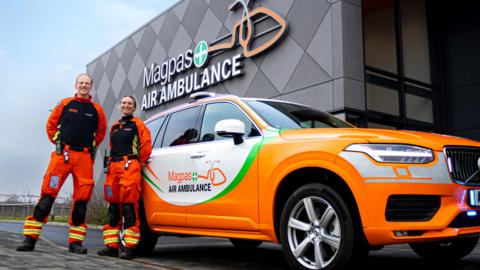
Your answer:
[97,95,152,260]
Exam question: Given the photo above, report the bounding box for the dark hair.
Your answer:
[121,95,137,109]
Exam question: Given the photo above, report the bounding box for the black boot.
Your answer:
[16,236,36,252]
[69,242,87,254]
[97,246,118,257]
[119,248,135,260]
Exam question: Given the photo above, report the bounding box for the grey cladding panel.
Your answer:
[96,71,110,105]
[146,39,167,67]
[168,25,193,58]
[209,0,230,23]
[158,12,181,50]
[111,65,126,99]
[126,53,146,93]
[138,26,159,63]
[150,15,166,36]
[105,51,120,82]
[260,36,303,92]
[120,39,138,73]
[280,81,334,111]
[287,0,330,49]
[131,28,145,49]
[307,7,333,77]
[103,88,117,121]
[284,52,331,94]
[182,0,209,39]
[245,71,280,98]
[173,0,190,21]
[194,9,223,43]
[91,60,105,89]
[341,2,364,81]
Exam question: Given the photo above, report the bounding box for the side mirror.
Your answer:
[215,119,245,145]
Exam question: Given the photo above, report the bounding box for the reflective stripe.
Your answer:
[52,130,60,142]
[124,238,140,244]
[125,230,140,237]
[103,230,120,236]
[104,238,119,244]
[68,232,85,240]
[69,234,85,241]
[24,229,42,233]
[70,226,87,233]
[25,221,42,227]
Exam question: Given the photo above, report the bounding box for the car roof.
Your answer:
[144,92,328,124]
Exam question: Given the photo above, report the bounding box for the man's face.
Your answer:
[75,75,92,97]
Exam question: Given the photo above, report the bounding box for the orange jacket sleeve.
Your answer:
[134,118,152,163]
[46,98,69,144]
[93,103,107,147]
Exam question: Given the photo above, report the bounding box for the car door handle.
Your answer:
[189,152,206,159]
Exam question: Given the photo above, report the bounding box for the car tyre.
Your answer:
[409,236,479,261]
[280,183,356,270]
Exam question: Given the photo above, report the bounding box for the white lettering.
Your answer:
[194,72,202,91]
[221,59,232,79]
[185,74,194,94]
[160,62,169,85]
[141,94,148,110]
[185,50,193,69]
[159,86,167,103]
[167,81,177,101]
[168,58,176,83]
[201,69,210,88]
[153,64,161,84]
[143,64,154,88]
[151,90,158,107]
[211,62,221,84]
[176,54,185,73]
[177,78,185,97]
[232,54,243,77]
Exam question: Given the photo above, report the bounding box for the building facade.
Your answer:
[87,0,480,181]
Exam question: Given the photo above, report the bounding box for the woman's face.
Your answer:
[120,96,135,116]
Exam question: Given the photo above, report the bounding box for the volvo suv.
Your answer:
[136,92,480,270]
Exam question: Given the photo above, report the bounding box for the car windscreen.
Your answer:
[244,100,352,129]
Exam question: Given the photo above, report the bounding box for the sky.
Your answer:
[0,0,177,200]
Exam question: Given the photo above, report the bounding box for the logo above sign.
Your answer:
[141,0,288,111]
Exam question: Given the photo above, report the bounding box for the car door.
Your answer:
[185,101,262,231]
[142,106,202,227]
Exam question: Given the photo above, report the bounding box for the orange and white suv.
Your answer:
[138,92,480,270]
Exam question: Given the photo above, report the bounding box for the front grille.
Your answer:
[444,146,480,186]
[386,195,440,222]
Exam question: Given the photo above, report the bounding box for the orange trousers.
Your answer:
[23,150,94,244]
[102,158,141,249]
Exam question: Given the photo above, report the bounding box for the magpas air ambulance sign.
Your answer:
[141,0,287,111]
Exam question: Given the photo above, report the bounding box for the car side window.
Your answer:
[162,106,201,147]
[146,116,166,149]
[199,102,260,142]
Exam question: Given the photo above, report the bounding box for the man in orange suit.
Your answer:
[16,73,106,254]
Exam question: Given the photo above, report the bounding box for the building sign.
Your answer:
[141,0,288,111]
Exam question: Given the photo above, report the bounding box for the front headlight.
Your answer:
[344,144,434,163]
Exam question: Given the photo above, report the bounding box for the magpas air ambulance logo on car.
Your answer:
[165,161,227,193]
[141,0,288,111]
[142,136,269,206]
